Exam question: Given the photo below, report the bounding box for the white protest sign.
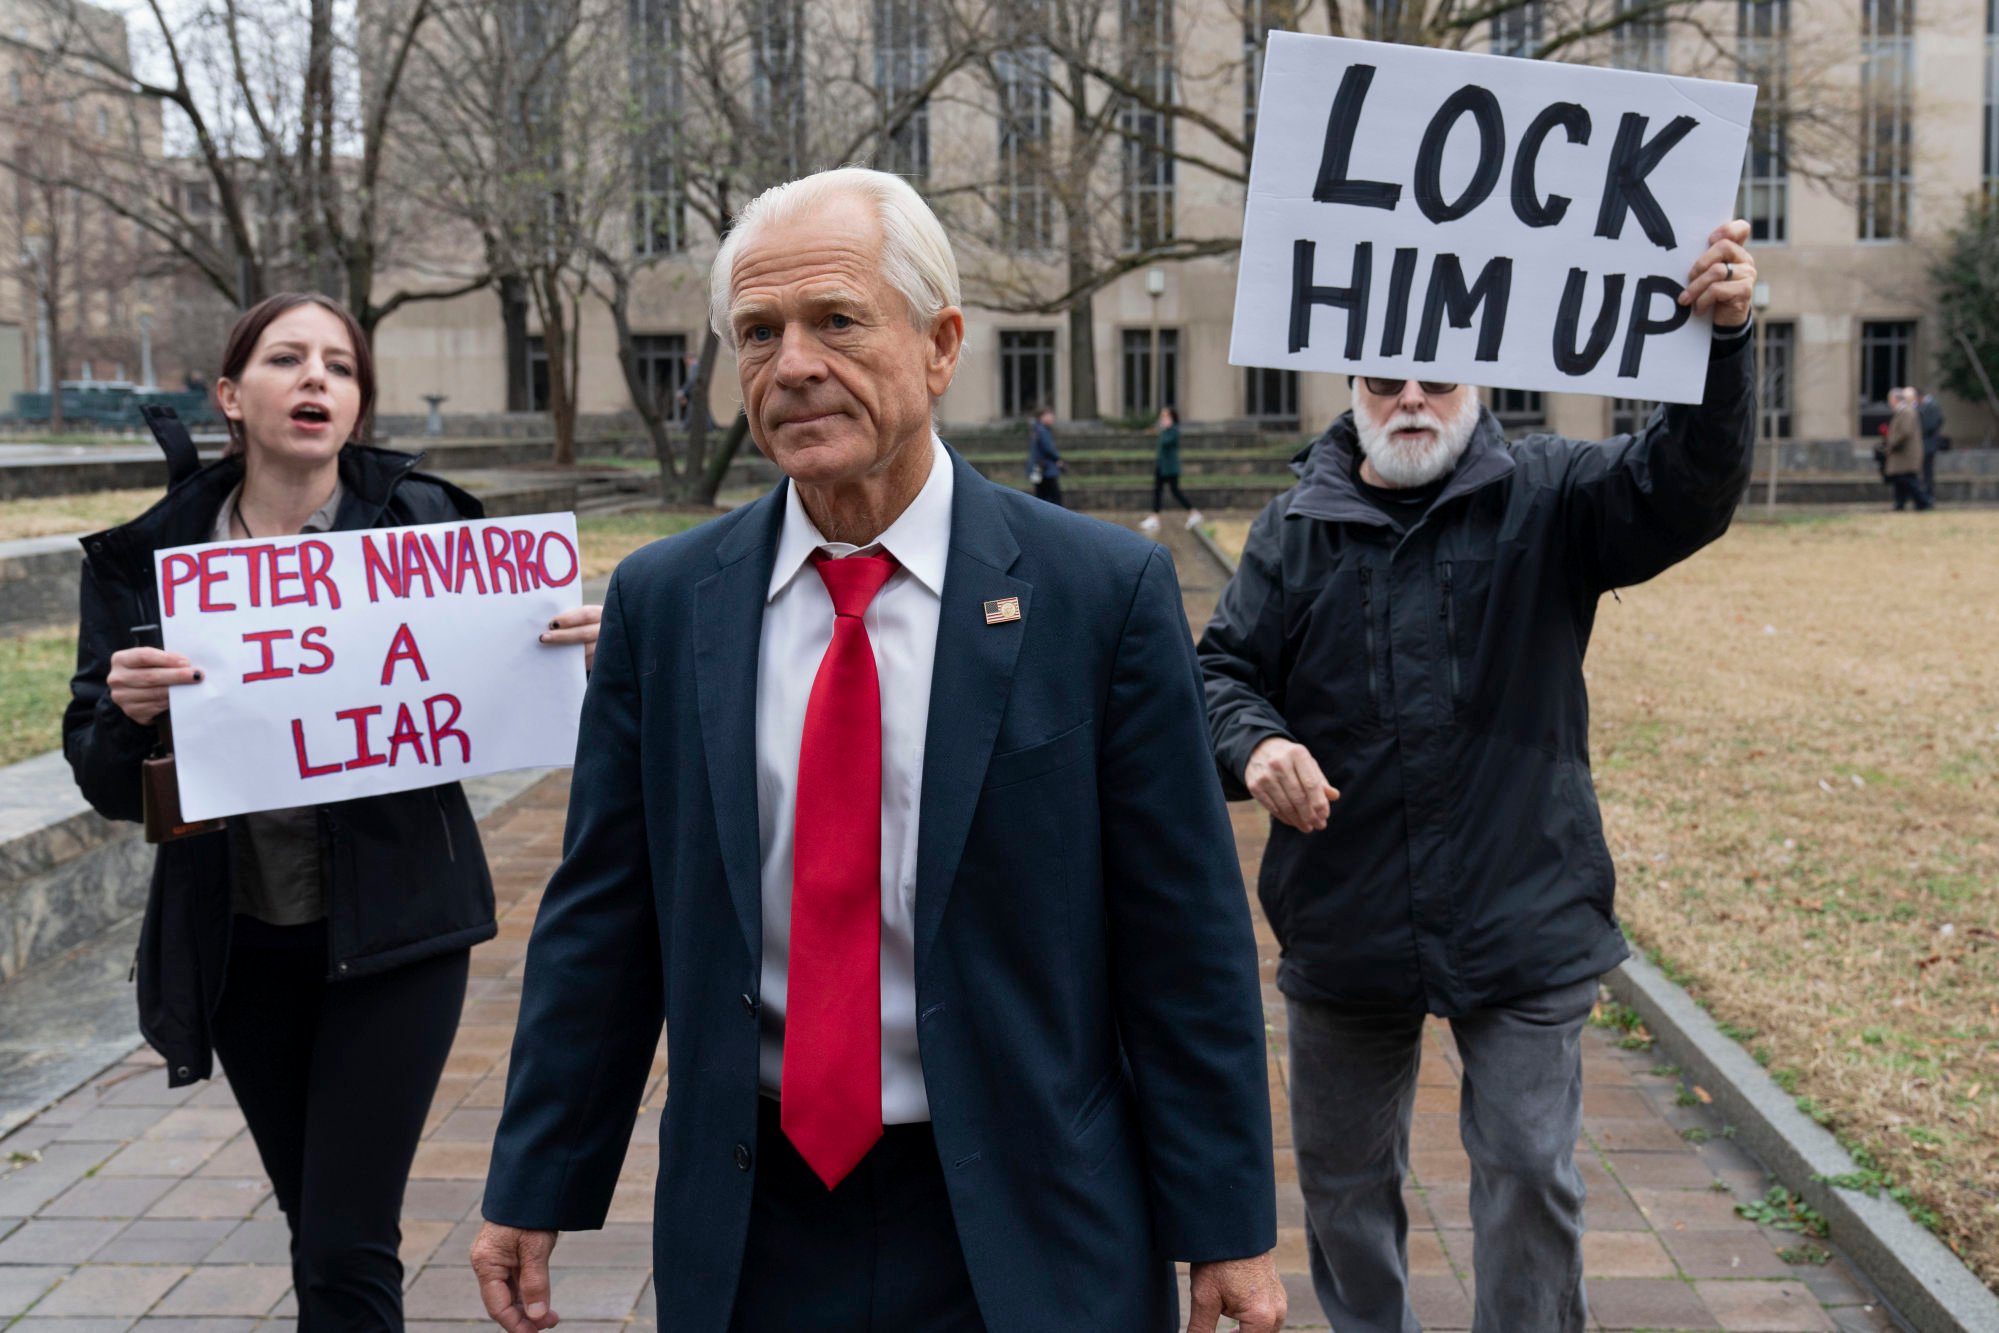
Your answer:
[157,512,586,821]
[1230,34,1756,403]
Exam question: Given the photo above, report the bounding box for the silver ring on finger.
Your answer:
[1724,261,1734,282]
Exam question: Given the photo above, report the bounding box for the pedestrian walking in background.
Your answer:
[1917,386,1948,499]
[1197,221,1760,1333]
[1141,405,1202,533]
[1028,404,1064,506]
[1884,387,1933,511]
[63,293,601,1329]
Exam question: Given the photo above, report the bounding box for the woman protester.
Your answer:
[1139,405,1201,533]
[63,293,601,1329]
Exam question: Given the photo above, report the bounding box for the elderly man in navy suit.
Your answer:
[469,167,1282,1332]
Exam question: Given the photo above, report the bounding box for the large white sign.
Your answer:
[1230,34,1756,404]
[157,513,587,821]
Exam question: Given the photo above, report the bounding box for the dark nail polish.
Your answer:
[192,670,203,682]
[549,620,560,631]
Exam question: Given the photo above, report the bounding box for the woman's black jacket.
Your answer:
[64,444,500,1085]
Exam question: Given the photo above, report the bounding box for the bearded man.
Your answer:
[1196,221,1759,1332]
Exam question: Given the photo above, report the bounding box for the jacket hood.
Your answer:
[1287,406,1517,530]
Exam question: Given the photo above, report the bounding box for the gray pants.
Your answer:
[1287,978,1597,1333]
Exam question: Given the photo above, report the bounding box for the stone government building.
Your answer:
[4,0,1991,452]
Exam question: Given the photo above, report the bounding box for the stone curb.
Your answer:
[1187,521,1238,577]
[1604,952,1999,1333]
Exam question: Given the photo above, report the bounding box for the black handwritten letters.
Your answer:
[1289,59,1704,380]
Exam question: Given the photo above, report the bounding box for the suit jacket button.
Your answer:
[734,1143,752,1172]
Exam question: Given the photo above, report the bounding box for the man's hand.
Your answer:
[1187,1254,1287,1333]
[1244,736,1339,833]
[1679,220,1755,329]
[470,1222,561,1333]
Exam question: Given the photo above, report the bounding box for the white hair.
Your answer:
[709,167,961,347]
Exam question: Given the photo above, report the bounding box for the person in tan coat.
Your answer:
[1884,387,1934,511]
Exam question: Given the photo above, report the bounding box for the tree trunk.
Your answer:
[500,273,531,412]
[533,271,577,465]
[697,410,751,505]
[1066,294,1097,422]
[678,323,724,502]
[46,301,63,434]
[603,270,683,500]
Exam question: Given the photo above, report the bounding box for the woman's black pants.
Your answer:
[211,919,469,1331]
[1152,471,1192,512]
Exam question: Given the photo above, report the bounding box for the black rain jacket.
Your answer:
[64,445,499,1084]
[1198,331,1754,1015]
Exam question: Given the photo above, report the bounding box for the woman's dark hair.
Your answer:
[216,292,375,456]
[1159,405,1177,425]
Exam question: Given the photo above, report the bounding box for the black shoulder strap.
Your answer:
[140,404,203,487]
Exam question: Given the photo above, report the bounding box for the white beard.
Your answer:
[1352,391,1482,488]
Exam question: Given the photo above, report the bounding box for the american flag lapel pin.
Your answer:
[982,596,1022,626]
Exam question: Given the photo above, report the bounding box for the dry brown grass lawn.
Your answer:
[0,489,161,541]
[1205,506,1999,1288]
[1591,510,1998,1287]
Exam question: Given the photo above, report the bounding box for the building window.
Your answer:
[1491,387,1545,429]
[1121,327,1180,416]
[752,0,804,177]
[1120,0,1175,252]
[1738,0,1790,242]
[1611,398,1659,435]
[631,333,689,422]
[1245,367,1299,429]
[1858,320,1913,434]
[995,9,1054,252]
[875,0,930,180]
[1612,0,1668,71]
[1759,321,1795,439]
[999,330,1057,419]
[525,335,550,414]
[1986,0,1999,198]
[1491,2,1543,58]
[630,0,685,256]
[1364,0,1405,41]
[1859,0,1913,241]
[1243,1,1303,147]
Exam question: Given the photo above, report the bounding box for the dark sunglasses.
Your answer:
[1361,378,1459,395]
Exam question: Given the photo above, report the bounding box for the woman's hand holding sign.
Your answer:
[107,647,201,726]
[1678,219,1755,329]
[541,604,603,672]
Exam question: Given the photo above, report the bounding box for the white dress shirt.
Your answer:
[756,435,952,1123]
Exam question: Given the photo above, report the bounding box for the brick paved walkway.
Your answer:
[0,521,1902,1331]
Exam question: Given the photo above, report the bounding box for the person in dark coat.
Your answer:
[1196,221,1760,1333]
[1916,387,1948,498]
[64,292,602,1329]
[471,167,1280,1333]
[1141,405,1201,532]
[1027,404,1063,506]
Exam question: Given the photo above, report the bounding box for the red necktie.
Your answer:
[783,550,898,1189]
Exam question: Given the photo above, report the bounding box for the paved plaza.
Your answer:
[0,524,1906,1330]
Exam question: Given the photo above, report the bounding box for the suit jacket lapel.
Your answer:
[694,484,787,963]
[914,451,1027,973]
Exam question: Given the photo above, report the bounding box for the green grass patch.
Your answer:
[0,627,78,766]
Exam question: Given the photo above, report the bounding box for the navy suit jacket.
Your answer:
[484,448,1275,1330]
